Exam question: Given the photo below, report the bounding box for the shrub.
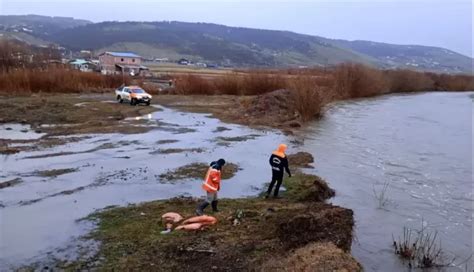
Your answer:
[241,73,287,95]
[393,221,454,268]
[173,74,215,95]
[288,76,329,121]
[387,69,434,92]
[429,73,474,91]
[333,63,390,98]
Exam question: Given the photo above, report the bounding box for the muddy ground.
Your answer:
[50,171,360,271]
[1,92,300,134]
[0,94,157,154]
[155,90,303,132]
[0,91,300,154]
[1,92,300,154]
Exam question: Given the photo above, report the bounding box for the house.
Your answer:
[98,51,148,76]
[69,59,97,72]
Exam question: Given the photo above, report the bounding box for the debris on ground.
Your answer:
[58,194,354,271]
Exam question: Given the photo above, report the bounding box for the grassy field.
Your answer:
[146,62,235,78]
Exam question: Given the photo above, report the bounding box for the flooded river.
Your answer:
[0,92,472,271]
[296,92,473,271]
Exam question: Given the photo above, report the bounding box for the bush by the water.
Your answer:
[172,64,474,123]
[174,73,287,96]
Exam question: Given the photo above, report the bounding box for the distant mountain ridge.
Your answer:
[0,15,91,34]
[0,15,471,73]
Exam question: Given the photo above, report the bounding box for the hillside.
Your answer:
[49,21,375,67]
[0,15,90,36]
[0,15,471,73]
[334,40,472,74]
[0,15,91,47]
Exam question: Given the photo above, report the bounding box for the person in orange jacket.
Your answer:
[265,144,291,198]
[196,158,226,215]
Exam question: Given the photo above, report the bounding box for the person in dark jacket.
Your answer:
[265,144,291,198]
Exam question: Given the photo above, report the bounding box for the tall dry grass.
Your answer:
[240,73,287,95]
[0,68,129,93]
[172,64,473,123]
[386,69,434,92]
[333,63,473,96]
[333,63,390,98]
[213,74,243,95]
[173,74,215,95]
[288,76,329,121]
[429,73,474,91]
[174,73,287,95]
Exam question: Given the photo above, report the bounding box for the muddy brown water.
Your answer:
[0,92,472,271]
[293,92,473,271]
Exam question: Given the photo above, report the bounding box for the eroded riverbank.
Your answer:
[53,170,359,271]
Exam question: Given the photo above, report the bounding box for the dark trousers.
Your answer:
[266,170,283,197]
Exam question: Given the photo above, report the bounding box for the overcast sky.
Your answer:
[1,0,472,57]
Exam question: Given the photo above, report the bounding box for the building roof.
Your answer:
[69,59,90,65]
[101,51,141,58]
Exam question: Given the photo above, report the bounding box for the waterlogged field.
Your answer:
[0,92,472,271]
[0,104,289,268]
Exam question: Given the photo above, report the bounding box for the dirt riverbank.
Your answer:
[155,90,303,132]
[35,152,361,271]
[0,94,159,154]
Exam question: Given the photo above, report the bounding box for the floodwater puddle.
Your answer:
[0,105,288,269]
[0,124,46,140]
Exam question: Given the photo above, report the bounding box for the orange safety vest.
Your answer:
[202,167,221,193]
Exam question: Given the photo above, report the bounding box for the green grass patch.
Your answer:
[158,163,240,182]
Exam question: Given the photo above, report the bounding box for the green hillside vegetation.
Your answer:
[94,42,197,61]
[0,15,471,73]
[51,21,376,67]
[334,39,472,73]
